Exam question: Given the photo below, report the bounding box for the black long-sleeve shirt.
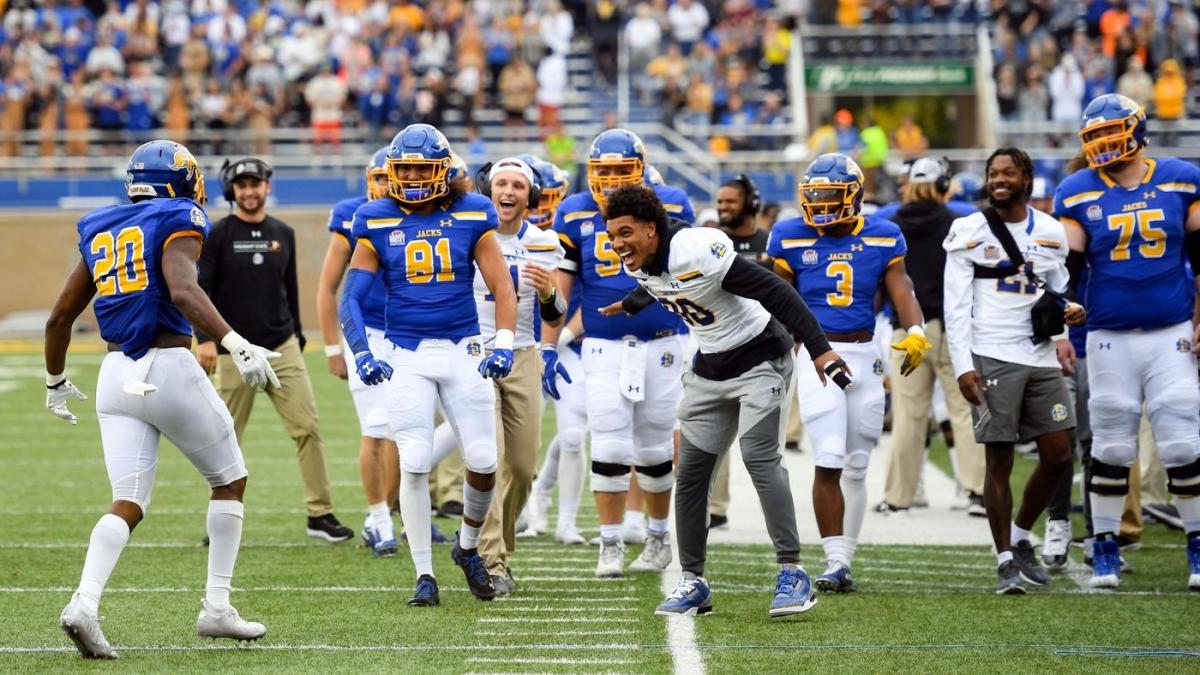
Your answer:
[196,213,305,352]
[890,200,956,324]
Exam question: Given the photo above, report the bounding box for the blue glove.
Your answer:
[540,345,573,399]
[478,348,514,379]
[354,351,394,386]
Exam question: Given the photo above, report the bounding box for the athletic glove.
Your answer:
[540,345,573,399]
[890,327,934,377]
[221,331,282,391]
[353,351,394,386]
[479,348,514,379]
[46,374,87,424]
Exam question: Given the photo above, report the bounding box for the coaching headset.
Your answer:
[731,173,762,217]
[219,157,274,203]
[475,159,542,210]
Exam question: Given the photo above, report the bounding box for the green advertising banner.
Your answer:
[806,64,974,92]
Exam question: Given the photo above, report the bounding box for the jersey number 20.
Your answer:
[90,226,148,297]
[659,298,715,326]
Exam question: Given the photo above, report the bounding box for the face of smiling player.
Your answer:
[606,214,657,272]
[490,171,531,232]
[986,154,1028,211]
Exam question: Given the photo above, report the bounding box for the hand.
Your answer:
[957,371,985,407]
[522,264,555,299]
[328,354,348,380]
[1055,338,1077,376]
[225,336,282,390]
[890,330,934,377]
[196,341,218,374]
[46,378,87,424]
[599,300,628,317]
[354,351,393,385]
[540,345,572,399]
[1064,301,1086,327]
[479,348,514,379]
[812,349,852,389]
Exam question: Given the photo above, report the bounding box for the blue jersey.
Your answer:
[554,186,694,340]
[329,195,387,331]
[352,192,498,350]
[78,198,211,359]
[1053,157,1200,331]
[767,215,907,333]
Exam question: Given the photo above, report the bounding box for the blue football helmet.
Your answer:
[126,140,206,204]
[1078,93,1147,168]
[797,153,864,228]
[446,151,469,187]
[365,145,389,200]
[386,124,453,204]
[643,164,664,186]
[949,172,982,203]
[530,158,569,228]
[588,128,646,209]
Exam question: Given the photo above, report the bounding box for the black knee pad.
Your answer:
[591,460,631,477]
[1087,459,1131,496]
[1167,458,1200,497]
[635,460,674,478]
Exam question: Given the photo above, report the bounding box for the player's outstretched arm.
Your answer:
[884,260,931,376]
[476,232,517,379]
[163,236,281,390]
[316,234,352,380]
[340,242,391,386]
[43,259,96,423]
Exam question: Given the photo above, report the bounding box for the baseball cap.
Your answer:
[908,157,945,183]
[697,208,719,227]
[227,158,273,182]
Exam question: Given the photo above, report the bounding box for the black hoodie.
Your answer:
[890,200,957,324]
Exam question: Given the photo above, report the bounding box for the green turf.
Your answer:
[0,350,1196,673]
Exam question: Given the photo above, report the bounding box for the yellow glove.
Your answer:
[890,328,933,377]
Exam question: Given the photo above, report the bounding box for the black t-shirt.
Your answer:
[723,227,772,268]
[196,213,304,352]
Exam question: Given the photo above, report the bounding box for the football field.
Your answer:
[1,347,1196,673]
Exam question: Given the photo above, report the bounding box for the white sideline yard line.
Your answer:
[707,580,1194,597]
[516,566,601,573]
[498,597,638,603]
[0,643,644,655]
[475,630,638,637]
[661,570,705,675]
[517,556,595,564]
[467,657,637,665]
[707,557,995,572]
[477,617,640,624]
[489,607,636,613]
[0,585,643,595]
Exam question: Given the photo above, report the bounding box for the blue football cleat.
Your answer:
[814,564,857,593]
[770,567,817,617]
[451,536,496,601]
[401,524,454,545]
[655,574,713,617]
[372,535,398,558]
[1089,537,1122,589]
[407,574,440,607]
[1187,535,1200,592]
[361,521,377,549]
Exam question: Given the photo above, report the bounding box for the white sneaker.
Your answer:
[628,532,672,572]
[60,594,116,659]
[556,524,586,545]
[527,491,550,534]
[196,600,267,641]
[595,538,626,578]
[621,519,647,545]
[1042,519,1071,571]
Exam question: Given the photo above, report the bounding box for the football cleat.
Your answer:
[491,569,517,598]
[451,538,496,601]
[526,491,550,535]
[1089,537,1122,589]
[1042,519,1071,572]
[655,573,713,617]
[401,523,453,545]
[995,560,1026,595]
[360,515,377,548]
[1012,540,1049,587]
[555,524,586,545]
[1187,534,1200,592]
[595,538,626,578]
[372,535,398,558]
[814,564,857,593]
[407,575,440,607]
[628,531,672,572]
[60,594,116,659]
[306,514,353,543]
[195,600,267,641]
[967,493,987,518]
[769,567,817,617]
[873,501,909,515]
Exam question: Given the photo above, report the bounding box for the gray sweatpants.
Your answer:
[676,353,800,576]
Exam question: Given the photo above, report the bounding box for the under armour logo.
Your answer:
[986,379,998,387]
[770,386,781,395]
[441,218,453,227]
[850,244,863,251]
[251,230,262,238]
[627,385,640,393]
[1097,342,1112,350]
[240,353,252,363]
[669,282,680,289]
[1144,190,1157,200]
[591,347,603,354]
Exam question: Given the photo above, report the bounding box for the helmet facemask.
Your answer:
[588,157,644,210]
[387,156,450,204]
[1079,115,1142,168]
[798,181,860,228]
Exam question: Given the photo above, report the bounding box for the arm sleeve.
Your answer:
[720,255,831,359]
[942,235,976,379]
[620,285,656,315]
[339,268,375,357]
[285,227,304,348]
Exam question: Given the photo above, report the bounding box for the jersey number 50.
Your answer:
[90,226,148,297]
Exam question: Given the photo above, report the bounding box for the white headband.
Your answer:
[489,157,536,186]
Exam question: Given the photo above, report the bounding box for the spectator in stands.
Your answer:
[808,114,837,158]
[85,31,124,75]
[1048,54,1085,124]
[360,74,398,138]
[542,0,575,55]
[893,115,928,160]
[536,47,567,133]
[545,120,577,188]
[485,16,516,102]
[499,55,537,127]
[305,62,347,151]
[859,115,889,197]
[1154,58,1187,146]
[683,71,714,130]
[63,70,91,157]
[667,0,709,55]
[835,0,863,26]
[1018,66,1049,123]
[1116,56,1153,108]
[834,108,861,155]
[627,3,663,97]
[1100,1,1132,58]
[995,64,1019,121]
[761,15,791,94]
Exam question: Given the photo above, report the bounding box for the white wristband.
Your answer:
[46,372,65,387]
[494,329,515,351]
[220,330,250,354]
[907,325,926,338]
[324,344,344,357]
[556,327,578,349]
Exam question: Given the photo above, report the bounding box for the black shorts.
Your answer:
[971,355,1075,444]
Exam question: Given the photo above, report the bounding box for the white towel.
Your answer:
[619,336,646,403]
[123,348,158,396]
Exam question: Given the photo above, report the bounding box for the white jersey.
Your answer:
[474,222,564,349]
[943,207,1070,377]
[630,227,770,354]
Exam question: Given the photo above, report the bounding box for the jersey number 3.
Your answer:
[90,226,148,297]
[825,261,853,307]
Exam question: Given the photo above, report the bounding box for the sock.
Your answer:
[624,509,647,528]
[369,502,393,540]
[205,500,244,610]
[1011,523,1031,547]
[1176,497,1200,533]
[647,517,669,536]
[781,562,804,573]
[997,550,1013,567]
[844,536,859,563]
[75,514,131,616]
[556,448,584,530]
[1090,493,1124,536]
[821,535,849,568]
[535,437,561,495]
[460,480,494,550]
[600,523,621,541]
[400,471,434,577]
[841,473,867,546]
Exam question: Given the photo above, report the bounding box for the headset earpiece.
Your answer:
[935,157,952,195]
[734,173,762,216]
[475,161,494,196]
[220,158,234,203]
[221,158,273,204]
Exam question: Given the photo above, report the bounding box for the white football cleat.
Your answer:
[595,538,626,578]
[60,594,116,659]
[628,531,672,573]
[196,600,267,641]
[527,491,550,534]
[621,518,647,545]
[555,524,586,545]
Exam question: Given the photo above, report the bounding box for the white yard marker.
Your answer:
[661,570,705,675]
